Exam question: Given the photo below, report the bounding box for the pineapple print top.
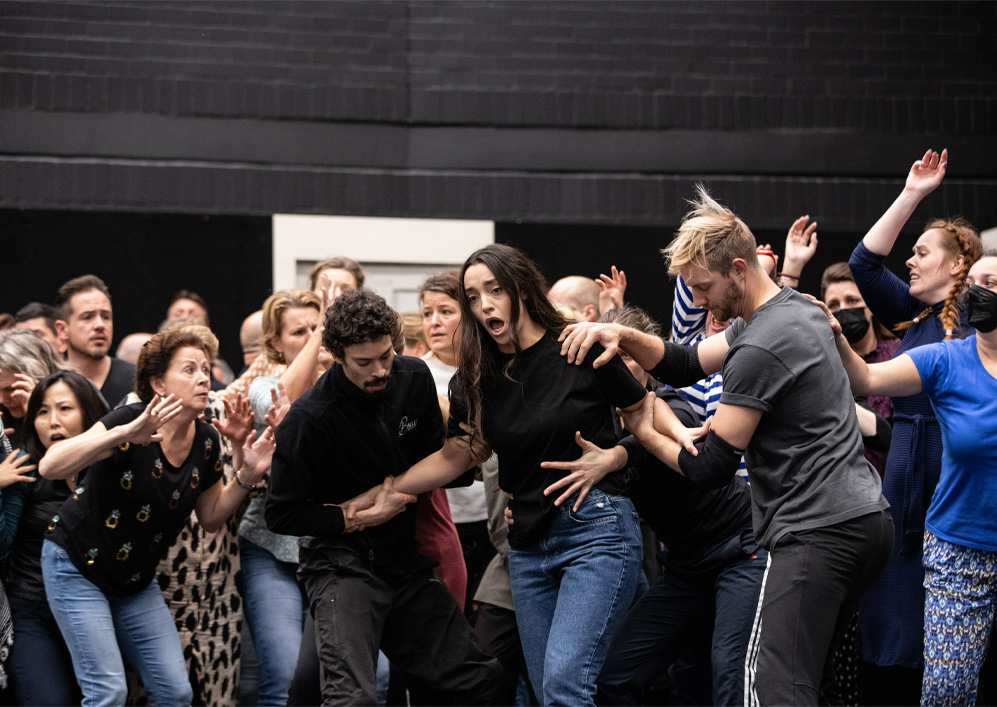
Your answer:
[46,403,222,596]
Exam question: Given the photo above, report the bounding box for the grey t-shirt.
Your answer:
[722,287,887,548]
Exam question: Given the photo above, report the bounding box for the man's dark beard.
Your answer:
[711,278,744,324]
[364,375,390,394]
[68,338,108,361]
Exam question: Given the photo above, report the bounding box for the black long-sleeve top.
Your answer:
[265,356,450,579]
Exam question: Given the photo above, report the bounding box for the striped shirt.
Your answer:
[670,275,749,479]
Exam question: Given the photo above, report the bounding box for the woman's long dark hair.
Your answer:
[455,244,568,441]
[23,370,110,461]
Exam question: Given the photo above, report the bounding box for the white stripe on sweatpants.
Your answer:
[743,552,772,707]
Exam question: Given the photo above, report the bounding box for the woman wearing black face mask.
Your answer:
[821,263,899,478]
[816,252,997,706]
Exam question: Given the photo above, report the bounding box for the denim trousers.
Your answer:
[238,535,305,706]
[8,592,81,706]
[596,530,769,706]
[508,489,643,706]
[41,539,193,707]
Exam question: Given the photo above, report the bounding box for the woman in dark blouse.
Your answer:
[4,370,107,705]
[37,330,272,707]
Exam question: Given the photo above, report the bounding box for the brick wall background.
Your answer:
[1,0,994,228]
[1,1,995,354]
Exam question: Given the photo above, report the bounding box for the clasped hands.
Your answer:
[338,476,417,533]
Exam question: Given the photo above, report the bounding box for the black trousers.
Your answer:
[750,510,894,706]
[299,550,502,706]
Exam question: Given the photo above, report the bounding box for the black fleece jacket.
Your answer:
[265,356,450,578]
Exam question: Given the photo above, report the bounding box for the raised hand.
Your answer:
[905,148,947,198]
[264,382,291,430]
[0,451,37,488]
[211,393,254,447]
[755,243,778,277]
[1,372,36,414]
[595,266,627,313]
[541,431,626,510]
[125,395,183,445]
[241,426,275,485]
[783,216,819,275]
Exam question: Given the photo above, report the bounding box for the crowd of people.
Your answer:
[0,149,994,707]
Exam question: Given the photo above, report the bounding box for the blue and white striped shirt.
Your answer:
[670,275,749,479]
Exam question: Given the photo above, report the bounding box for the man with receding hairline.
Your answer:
[549,276,601,322]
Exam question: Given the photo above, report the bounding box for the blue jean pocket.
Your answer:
[566,489,618,525]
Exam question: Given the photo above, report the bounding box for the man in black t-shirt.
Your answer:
[561,188,892,706]
[266,290,499,706]
[53,275,135,407]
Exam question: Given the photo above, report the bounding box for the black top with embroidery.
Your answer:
[46,403,222,596]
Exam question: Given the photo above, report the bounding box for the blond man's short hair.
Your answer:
[662,185,758,277]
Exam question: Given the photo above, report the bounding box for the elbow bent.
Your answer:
[677,430,744,489]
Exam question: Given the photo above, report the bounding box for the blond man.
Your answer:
[560,187,891,706]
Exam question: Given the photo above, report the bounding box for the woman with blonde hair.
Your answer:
[243,288,322,705]
[848,149,983,703]
[0,328,73,446]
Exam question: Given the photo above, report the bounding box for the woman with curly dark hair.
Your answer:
[38,330,273,706]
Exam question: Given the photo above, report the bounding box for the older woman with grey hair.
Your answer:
[0,329,73,447]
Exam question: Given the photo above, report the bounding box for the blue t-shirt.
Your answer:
[907,336,997,552]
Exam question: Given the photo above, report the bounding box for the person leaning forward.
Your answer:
[265,289,500,706]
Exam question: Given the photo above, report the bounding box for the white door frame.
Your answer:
[272,214,495,292]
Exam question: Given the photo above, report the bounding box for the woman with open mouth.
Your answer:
[351,244,695,705]
[2,370,108,705]
[36,330,273,706]
[847,148,983,704]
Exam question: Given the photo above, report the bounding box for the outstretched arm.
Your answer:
[559,321,730,385]
[863,149,947,256]
[39,396,183,480]
[811,296,924,397]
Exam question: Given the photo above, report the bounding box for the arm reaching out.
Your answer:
[809,295,925,397]
[39,396,184,480]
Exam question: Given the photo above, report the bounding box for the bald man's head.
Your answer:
[116,332,153,366]
[240,310,264,367]
[549,276,601,322]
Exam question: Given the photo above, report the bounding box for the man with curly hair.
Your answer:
[266,289,499,706]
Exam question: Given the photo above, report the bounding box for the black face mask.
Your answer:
[836,307,871,344]
[966,284,997,333]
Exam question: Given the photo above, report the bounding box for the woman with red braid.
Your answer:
[847,148,983,704]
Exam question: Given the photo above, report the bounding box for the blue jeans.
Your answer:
[41,540,193,707]
[238,536,305,706]
[596,527,769,706]
[508,489,643,706]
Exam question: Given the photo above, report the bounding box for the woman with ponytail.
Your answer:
[848,149,983,703]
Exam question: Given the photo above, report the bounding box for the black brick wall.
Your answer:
[1,1,995,322]
[3,1,995,133]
